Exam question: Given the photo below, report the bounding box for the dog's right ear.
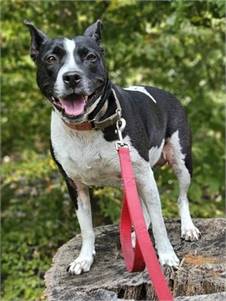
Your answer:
[24,20,48,61]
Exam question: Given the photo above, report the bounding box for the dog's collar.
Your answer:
[63,87,122,131]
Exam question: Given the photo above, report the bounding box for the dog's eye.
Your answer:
[86,53,97,62]
[46,55,57,64]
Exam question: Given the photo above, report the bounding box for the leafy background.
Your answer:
[1,0,225,300]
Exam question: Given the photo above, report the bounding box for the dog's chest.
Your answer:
[51,113,121,186]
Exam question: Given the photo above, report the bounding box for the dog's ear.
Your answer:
[84,20,102,44]
[24,20,48,61]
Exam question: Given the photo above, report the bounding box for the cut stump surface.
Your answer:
[45,218,226,300]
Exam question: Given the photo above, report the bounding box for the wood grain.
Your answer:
[45,218,226,300]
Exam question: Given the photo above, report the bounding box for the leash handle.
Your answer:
[120,194,145,271]
[117,146,173,301]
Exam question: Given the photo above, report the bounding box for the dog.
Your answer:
[25,19,200,275]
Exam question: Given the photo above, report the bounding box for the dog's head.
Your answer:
[25,20,108,122]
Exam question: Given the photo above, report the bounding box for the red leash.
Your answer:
[116,124,173,301]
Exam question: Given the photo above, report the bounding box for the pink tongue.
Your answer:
[60,97,85,116]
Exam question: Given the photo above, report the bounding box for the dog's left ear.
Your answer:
[84,20,102,44]
[24,20,48,61]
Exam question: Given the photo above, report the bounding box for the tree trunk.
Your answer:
[45,218,226,300]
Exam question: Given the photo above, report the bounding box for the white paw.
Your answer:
[67,255,94,275]
[181,224,201,241]
[158,250,180,268]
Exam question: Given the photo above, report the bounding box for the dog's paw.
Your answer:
[158,251,180,269]
[67,255,94,275]
[181,224,201,241]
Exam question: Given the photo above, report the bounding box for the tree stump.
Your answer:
[45,218,226,301]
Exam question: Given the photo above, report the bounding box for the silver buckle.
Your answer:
[115,112,128,149]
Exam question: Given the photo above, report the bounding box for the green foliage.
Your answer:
[2,152,77,300]
[2,1,224,300]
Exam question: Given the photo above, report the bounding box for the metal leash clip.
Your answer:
[115,109,128,150]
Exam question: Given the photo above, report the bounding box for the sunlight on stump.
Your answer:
[45,219,226,301]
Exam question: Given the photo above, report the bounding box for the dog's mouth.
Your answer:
[52,94,88,117]
[51,89,101,118]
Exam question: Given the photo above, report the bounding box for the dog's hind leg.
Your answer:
[67,183,95,275]
[164,130,200,241]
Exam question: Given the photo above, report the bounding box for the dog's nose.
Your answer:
[63,72,81,87]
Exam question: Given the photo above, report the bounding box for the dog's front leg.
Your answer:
[67,183,95,275]
[136,165,179,268]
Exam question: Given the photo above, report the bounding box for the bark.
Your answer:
[45,218,226,301]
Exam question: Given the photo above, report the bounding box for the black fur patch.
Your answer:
[99,84,192,174]
[50,140,78,209]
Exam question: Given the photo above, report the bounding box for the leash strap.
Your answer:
[117,146,173,301]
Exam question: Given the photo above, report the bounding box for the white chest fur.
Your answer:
[51,111,121,186]
[50,111,165,187]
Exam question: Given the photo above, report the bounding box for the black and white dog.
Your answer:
[25,20,200,275]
